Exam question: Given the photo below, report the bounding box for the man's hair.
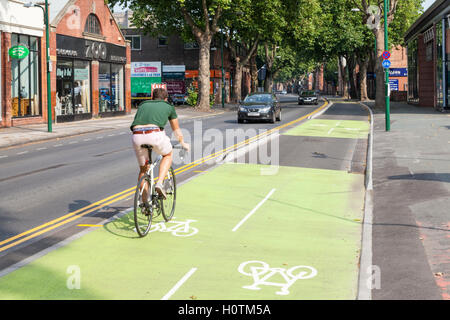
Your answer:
[153,88,168,100]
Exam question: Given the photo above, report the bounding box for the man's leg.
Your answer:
[138,164,150,203]
[155,151,173,199]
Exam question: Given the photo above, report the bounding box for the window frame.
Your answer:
[125,35,141,51]
[84,14,102,36]
[11,33,42,118]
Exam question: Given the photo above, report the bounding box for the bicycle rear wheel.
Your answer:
[134,174,153,237]
[161,167,176,222]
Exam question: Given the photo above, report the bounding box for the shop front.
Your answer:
[405,0,450,110]
[1,0,45,128]
[55,35,127,122]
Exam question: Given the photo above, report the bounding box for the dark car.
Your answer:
[237,93,281,124]
[298,91,319,105]
[170,93,188,105]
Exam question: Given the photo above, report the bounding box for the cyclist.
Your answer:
[131,88,190,200]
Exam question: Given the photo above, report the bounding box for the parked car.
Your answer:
[170,93,188,105]
[237,93,281,124]
[298,90,319,105]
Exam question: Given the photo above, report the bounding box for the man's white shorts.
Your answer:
[132,131,173,166]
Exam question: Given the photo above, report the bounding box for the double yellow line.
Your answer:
[0,100,328,254]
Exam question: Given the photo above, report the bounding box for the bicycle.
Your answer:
[133,144,185,237]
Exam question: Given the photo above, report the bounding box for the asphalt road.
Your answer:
[0,94,321,260]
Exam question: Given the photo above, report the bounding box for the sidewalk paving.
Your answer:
[0,105,233,149]
[365,100,450,300]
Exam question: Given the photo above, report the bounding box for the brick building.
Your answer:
[405,0,449,110]
[1,0,131,128]
[50,0,131,122]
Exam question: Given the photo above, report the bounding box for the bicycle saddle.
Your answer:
[141,144,153,150]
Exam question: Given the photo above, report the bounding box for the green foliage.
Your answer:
[186,86,198,107]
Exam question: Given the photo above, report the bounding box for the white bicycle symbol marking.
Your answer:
[238,260,318,296]
[149,217,198,237]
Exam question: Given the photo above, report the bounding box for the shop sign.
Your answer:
[163,65,185,73]
[131,62,161,78]
[389,68,407,77]
[56,35,126,63]
[75,69,89,81]
[9,45,29,59]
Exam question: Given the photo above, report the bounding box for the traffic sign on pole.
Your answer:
[382,51,391,60]
[382,60,391,69]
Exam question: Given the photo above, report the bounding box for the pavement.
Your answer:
[0,105,234,150]
[362,100,450,300]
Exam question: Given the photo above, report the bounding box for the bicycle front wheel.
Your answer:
[134,174,153,237]
[161,167,176,222]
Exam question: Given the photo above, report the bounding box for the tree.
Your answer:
[350,0,423,107]
[108,0,231,110]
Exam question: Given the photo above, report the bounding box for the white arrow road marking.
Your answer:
[232,189,276,232]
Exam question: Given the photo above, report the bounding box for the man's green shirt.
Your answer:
[130,100,178,131]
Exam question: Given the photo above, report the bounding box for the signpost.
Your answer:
[383,0,390,132]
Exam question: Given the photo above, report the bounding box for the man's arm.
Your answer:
[169,119,190,152]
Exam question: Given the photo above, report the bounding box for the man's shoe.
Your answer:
[155,182,167,200]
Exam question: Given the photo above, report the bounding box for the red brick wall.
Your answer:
[417,32,436,107]
[56,0,126,47]
[390,45,408,92]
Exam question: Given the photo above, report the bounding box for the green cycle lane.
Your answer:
[0,162,365,300]
[284,119,369,139]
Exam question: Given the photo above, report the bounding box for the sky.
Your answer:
[423,0,435,11]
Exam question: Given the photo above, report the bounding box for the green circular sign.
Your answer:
[9,45,30,59]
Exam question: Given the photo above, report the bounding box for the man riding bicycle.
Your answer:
[131,88,190,200]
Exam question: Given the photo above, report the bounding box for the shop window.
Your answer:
[85,14,102,35]
[125,35,141,50]
[56,59,91,117]
[99,62,124,112]
[10,34,41,118]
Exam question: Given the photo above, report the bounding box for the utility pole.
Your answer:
[221,32,225,108]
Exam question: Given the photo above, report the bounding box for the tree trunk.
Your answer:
[347,56,358,100]
[359,58,369,101]
[197,37,212,111]
[339,57,348,98]
[232,60,243,102]
[250,55,258,93]
[264,69,273,92]
[374,28,386,109]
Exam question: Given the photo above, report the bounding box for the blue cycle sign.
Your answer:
[9,45,30,59]
[382,60,391,69]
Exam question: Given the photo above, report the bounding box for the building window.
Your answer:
[56,59,91,116]
[158,36,168,47]
[85,14,102,35]
[125,35,141,50]
[99,62,124,112]
[11,34,41,118]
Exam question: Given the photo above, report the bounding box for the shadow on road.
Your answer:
[388,173,450,183]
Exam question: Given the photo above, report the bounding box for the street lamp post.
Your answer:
[384,0,390,131]
[25,1,52,132]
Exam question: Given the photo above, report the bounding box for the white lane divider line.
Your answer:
[36,147,47,151]
[17,151,28,155]
[68,141,78,144]
[54,144,63,147]
[232,188,276,232]
[327,128,334,135]
[83,138,92,141]
[0,155,7,159]
[161,267,197,300]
